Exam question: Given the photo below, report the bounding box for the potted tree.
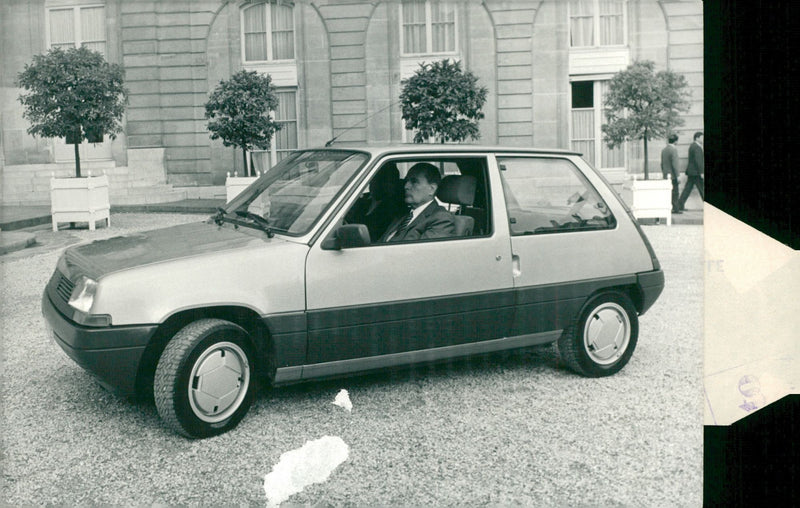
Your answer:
[204,70,280,202]
[601,60,690,224]
[17,46,128,231]
[400,59,488,143]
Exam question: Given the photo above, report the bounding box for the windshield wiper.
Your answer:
[235,210,275,238]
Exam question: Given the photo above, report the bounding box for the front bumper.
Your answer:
[42,290,157,396]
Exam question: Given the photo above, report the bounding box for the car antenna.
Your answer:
[325,100,400,147]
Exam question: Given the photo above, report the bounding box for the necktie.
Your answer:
[390,210,413,239]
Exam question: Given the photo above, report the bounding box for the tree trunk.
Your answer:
[242,148,248,177]
[643,135,649,180]
[74,141,82,178]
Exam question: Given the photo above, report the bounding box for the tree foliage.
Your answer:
[205,70,280,175]
[601,60,691,178]
[400,59,487,143]
[17,46,128,177]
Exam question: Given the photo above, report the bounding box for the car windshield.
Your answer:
[222,150,369,236]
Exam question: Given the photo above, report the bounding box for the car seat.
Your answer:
[437,175,477,237]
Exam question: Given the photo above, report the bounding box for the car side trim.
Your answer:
[298,330,563,381]
[262,312,308,369]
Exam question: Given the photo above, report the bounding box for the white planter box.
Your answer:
[621,175,672,226]
[51,173,110,231]
[225,174,259,202]
[598,167,628,194]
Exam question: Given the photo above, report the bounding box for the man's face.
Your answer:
[404,171,436,208]
[697,134,704,144]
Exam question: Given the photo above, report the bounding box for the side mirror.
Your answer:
[321,224,371,250]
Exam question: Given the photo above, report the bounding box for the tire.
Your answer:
[557,291,638,377]
[154,319,255,438]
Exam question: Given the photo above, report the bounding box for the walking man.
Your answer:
[678,131,705,209]
[661,133,682,214]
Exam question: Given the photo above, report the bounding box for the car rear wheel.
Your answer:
[557,291,638,377]
[154,319,255,438]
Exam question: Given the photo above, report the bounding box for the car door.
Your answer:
[302,154,515,378]
[496,154,651,336]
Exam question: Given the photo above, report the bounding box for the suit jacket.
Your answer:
[660,144,680,179]
[686,142,704,175]
[381,201,456,242]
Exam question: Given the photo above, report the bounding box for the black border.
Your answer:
[704,1,800,505]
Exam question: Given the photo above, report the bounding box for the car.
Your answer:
[42,145,664,438]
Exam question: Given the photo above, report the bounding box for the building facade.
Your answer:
[1,0,703,198]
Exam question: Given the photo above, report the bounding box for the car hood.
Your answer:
[60,221,279,281]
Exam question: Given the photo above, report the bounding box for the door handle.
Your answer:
[512,254,521,277]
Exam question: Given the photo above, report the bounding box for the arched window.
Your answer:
[569,0,626,48]
[241,2,295,62]
[46,4,106,55]
[400,0,457,56]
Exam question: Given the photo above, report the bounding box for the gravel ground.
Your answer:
[1,214,703,506]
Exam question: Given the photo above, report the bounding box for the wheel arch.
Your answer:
[134,306,276,400]
[585,283,645,315]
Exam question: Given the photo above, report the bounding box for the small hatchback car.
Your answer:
[43,146,664,438]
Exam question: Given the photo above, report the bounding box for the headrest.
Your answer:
[437,175,476,206]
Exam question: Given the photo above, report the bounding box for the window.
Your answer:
[401,0,456,55]
[569,0,626,48]
[47,5,106,55]
[342,157,491,243]
[251,90,298,172]
[274,90,298,162]
[241,2,295,62]
[498,157,615,235]
[570,80,624,168]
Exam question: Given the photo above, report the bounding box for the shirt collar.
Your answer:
[409,200,434,222]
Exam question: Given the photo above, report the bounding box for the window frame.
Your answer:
[399,0,459,57]
[45,3,106,53]
[340,154,494,246]
[248,88,299,172]
[272,88,299,164]
[568,0,628,49]
[568,77,626,170]
[240,1,296,64]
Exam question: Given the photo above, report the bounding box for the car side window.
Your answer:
[498,157,616,235]
[341,157,492,245]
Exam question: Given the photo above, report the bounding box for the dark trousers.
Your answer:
[679,175,705,208]
[670,177,680,212]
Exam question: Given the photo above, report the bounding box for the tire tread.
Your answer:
[154,319,248,438]
[556,291,638,378]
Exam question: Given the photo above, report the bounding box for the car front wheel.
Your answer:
[154,319,255,438]
[557,291,638,377]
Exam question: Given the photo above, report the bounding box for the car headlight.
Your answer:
[68,276,98,314]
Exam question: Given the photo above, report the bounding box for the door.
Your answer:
[303,154,515,375]
[496,155,624,335]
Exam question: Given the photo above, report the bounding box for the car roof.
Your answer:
[304,144,582,158]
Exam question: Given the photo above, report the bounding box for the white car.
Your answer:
[43,145,664,438]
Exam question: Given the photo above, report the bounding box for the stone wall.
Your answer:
[0,0,705,190]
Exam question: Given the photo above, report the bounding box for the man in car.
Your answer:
[345,162,405,241]
[380,162,456,242]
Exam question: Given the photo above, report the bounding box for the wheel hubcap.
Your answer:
[188,342,250,423]
[583,303,630,365]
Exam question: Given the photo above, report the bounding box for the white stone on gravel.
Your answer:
[263,436,349,507]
